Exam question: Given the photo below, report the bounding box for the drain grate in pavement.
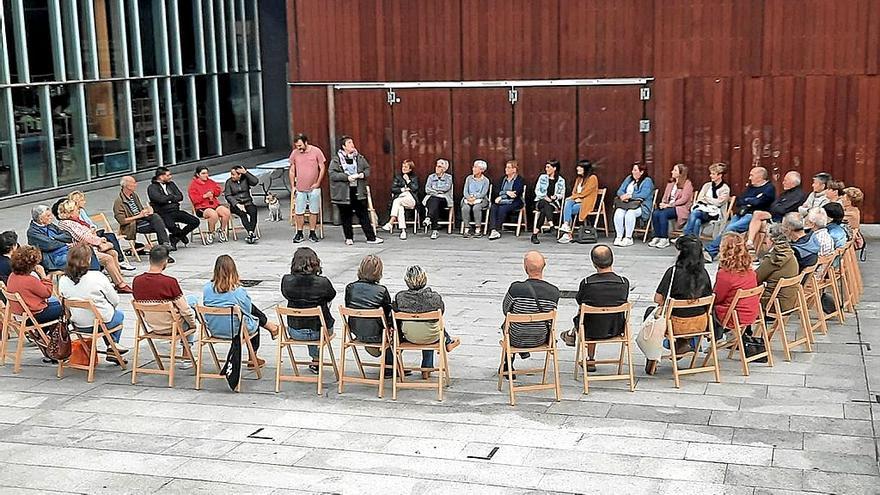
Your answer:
[240,279,263,287]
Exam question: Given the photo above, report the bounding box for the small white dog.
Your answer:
[266,193,282,222]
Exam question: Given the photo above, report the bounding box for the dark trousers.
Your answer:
[34,298,63,324]
[99,232,124,262]
[339,187,376,241]
[490,202,521,230]
[534,199,558,229]
[248,303,266,352]
[425,196,448,230]
[158,209,200,241]
[233,204,258,233]
[651,207,679,238]
[136,214,171,245]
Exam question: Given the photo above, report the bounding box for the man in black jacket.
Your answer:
[559,245,630,370]
[147,167,199,249]
[745,170,806,249]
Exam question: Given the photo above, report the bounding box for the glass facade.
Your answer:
[0,0,264,199]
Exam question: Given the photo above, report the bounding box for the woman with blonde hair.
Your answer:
[67,190,132,269]
[712,233,759,341]
[682,163,730,237]
[202,255,279,367]
[343,255,393,361]
[842,186,863,231]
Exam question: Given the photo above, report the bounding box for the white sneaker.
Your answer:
[488,230,501,240]
[119,261,136,271]
[558,233,572,244]
[613,237,623,246]
[648,237,659,247]
[381,223,393,233]
[656,238,671,249]
[366,237,384,244]
[422,218,431,227]
[205,233,214,245]
[621,237,634,247]
[702,250,713,263]
[217,230,228,242]
[399,231,407,240]
[430,230,439,240]
[345,239,354,246]
[177,360,194,370]
[559,223,571,233]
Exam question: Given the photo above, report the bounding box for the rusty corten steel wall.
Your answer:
[287,0,880,221]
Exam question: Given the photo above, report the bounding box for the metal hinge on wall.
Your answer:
[640,119,651,133]
[640,87,651,101]
[386,89,400,105]
[508,87,518,105]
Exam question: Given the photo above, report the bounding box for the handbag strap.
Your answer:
[656,265,676,318]
[524,281,552,334]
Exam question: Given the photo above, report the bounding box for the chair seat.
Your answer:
[397,340,441,349]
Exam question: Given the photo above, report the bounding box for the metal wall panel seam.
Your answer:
[227,0,238,72]
[0,6,11,83]
[250,0,261,71]
[127,0,144,76]
[188,75,199,159]
[10,0,28,83]
[168,0,183,75]
[157,0,171,76]
[2,88,19,193]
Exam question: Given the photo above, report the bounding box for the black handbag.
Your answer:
[742,335,767,363]
[220,308,242,391]
[613,198,643,210]
[574,224,598,244]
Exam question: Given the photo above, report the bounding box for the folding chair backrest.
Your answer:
[722,286,765,327]
[195,304,247,339]
[763,274,802,314]
[725,196,736,219]
[63,298,101,329]
[275,306,329,333]
[90,212,115,234]
[503,310,557,332]
[578,302,631,337]
[131,300,179,333]
[1,289,51,342]
[592,188,607,213]
[393,310,444,341]
[665,294,716,312]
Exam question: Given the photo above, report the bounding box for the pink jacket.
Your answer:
[661,180,694,224]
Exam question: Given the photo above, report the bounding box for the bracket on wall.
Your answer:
[386,89,400,106]
[508,87,518,105]
[640,87,651,101]
[639,119,651,133]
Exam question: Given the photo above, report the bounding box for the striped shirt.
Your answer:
[502,279,560,348]
[123,193,141,215]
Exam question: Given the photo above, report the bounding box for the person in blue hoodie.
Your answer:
[612,162,655,247]
[202,255,279,367]
[704,167,775,261]
[822,202,848,249]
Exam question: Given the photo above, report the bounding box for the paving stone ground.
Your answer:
[1,186,878,494]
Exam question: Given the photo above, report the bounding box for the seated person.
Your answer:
[797,172,831,216]
[745,170,806,248]
[281,247,337,373]
[68,190,133,270]
[612,162,655,247]
[501,251,560,375]
[131,246,196,368]
[487,160,526,240]
[683,162,731,237]
[27,205,74,272]
[649,163,694,249]
[56,200,132,293]
[804,207,835,257]
[530,159,566,245]
[146,167,200,249]
[713,233,759,340]
[202,255,279,367]
[58,244,127,361]
[393,265,461,379]
[224,165,261,243]
[459,160,490,238]
[558,159,599,244]
[842,187,863,231]
[421,159,454,240]
[783,213,820,271]
[6,246,62,324]
[559,245,630,371]
[825,180,845,204]
[113,176,174,253]
[756,223,799,313]
[823,202,847,249]
[382,159,421,240]
[189,166,232,243]
[0,230,18,285]
[704,166,775,261]
[344,255,396,369]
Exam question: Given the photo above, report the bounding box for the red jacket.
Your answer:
[713,268,759,327]
[188,178,222,211]
[6,273,53,314]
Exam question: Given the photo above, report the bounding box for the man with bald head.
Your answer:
[501,250,560,374]
[112,175,174,252]
[704,166,775,261]
[745,170,807,248]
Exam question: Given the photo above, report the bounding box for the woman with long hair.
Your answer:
[612,162,655,246]
[202,255,279,367]
[713,233,759,342]
[558,159,599,244]
[649,163,694,249]
[189,165,231,244]
[382,159,421,240]
[531,159,566,244]
[281,247,337,373]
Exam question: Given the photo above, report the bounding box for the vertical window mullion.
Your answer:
[40,86,58,187]
[188,76,199,159]
[127,0,143,76]
[0,6,11,83]
[227,0,237,72]
[194,0,206,73]
[62,0,83,80]
[121,81,135,171]
[48,0,67,81]
[250,0,261,71]
[203,0,216,72]
[73,84,91,180]
[216,0,227,72]
[167,0,182,75]
[110,0,130,77]
[149,78,162,166]
[236,0,246,71]
[2,88,20,194]
[163,77,175,164]
[11,0,30,82]
[155,0,170,75]
[82,0,99,79]
[210,74,221,154]
[243,75,251,149]
[254,73,264,147]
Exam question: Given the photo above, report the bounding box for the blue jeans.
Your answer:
[287,327,334,360]
[396,331,453,368]
[562,199,581,225]
[106,309,124,342]
[34,297,62,324]
[705,213,752,257]
[651,207,679,238]
[683,210,710,237]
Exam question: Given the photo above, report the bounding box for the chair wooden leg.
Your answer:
[87,331,99,383]
[13,325,26,373]
[552,348,562,402]
[168,333,177,388]
[274,336,283,393]
[338,341,348,394]
[669,335,681,389]
[625,339,635,392]
[327,343,339,381]
[316,339,324,396]
[195,337,204,390]
[505,347,516,406]
[377,346,386,398]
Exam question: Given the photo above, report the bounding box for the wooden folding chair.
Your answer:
[560,188,610,239]
[289,190,325,238]
[351,186,380,232]
[274,307,339,395]
[799,264,827,339]
[714,285,773,375]
[700,196,736,241]
[833,245,856,314]
[0,288,58,373]
[190,205,237,245]
[337,306,394,398]
[497,185,529,236]
[633,190,659,243]
[460,185,492,235]
[574,303,635,394]
[663,295,720,388]
[59,299,127,382]
[391,310,451,401]
[840,241,862,305]
[764,274,813,362]
[813,252,846,327]
[194,305,262,391]
[496,310,561,406]
[91,212,143,263]
[130,301,197,387]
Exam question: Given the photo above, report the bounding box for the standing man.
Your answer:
[147,167,200,250]
[289,133,326,243]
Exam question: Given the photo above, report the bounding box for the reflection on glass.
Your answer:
[86,81,133,178]
[0,90,15,196]
[195,76,218,157]
[25,1,57,82]
[12,88,52,192]
[50,85,88,186]
[178,1,198,73]
[138,0,166,75]
[249,72,262,147]
[93,0,128,78]
[61,0,83,79]
[3,0,23,82]
[131,80,158,169]
[245,0,259,69]
[170,77,195,162]
[218,74,247,153]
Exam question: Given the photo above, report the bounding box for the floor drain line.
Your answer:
[850,395,880,404]
[845,341,872,351]
[247,427,274,440]
[467,446,499,460]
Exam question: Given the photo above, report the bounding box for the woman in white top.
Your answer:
[681,162,731,237]
[58,244,127,358]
